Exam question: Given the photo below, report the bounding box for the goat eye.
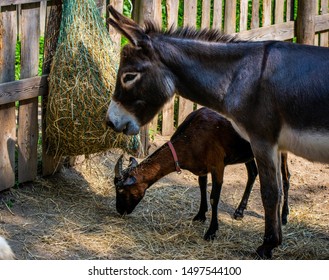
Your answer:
[117,188,124,194]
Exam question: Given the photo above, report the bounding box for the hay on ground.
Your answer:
[1,152,328,260]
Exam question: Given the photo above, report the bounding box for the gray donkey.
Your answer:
[105,6,329,258]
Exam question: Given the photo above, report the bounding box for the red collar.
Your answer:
[167,141,182,174]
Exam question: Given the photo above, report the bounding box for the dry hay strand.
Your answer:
[46,0,134,157]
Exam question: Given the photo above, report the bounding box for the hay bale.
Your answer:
[46,0,135,157]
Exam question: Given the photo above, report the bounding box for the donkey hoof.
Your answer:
[204,232,217,241]
[282,216,288,225]
[256,245,273,259]
[193,214,206,223]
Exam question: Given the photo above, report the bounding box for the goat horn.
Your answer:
[115,155,124,179]
[129,157,138,168]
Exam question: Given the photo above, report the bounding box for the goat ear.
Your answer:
[123,176,137,186]
[108,5,150,47]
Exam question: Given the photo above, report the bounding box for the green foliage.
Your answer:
[15,36,45,80]
[15,40,21,80]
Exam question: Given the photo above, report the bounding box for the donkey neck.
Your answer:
[153,36,263,112]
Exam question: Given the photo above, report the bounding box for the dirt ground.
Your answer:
[0,136,329,260]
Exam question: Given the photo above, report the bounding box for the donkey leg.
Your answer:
[281,152,291,225]
[234,159,258,220]
[252,143,282,259]
[204,169,224,241]
[193,175,208,222]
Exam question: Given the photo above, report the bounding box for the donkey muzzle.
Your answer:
[106,100,140,135]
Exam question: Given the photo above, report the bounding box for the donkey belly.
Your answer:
[278,124,329,163]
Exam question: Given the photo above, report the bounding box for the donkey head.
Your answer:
[106,5,175,135]
[114,155,147,215]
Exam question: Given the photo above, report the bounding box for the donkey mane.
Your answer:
[144,21,240,43]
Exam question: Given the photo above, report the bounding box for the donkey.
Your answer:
[106,6,329,258]
[114,107,291,240]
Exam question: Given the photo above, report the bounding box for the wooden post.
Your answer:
[161,0,179,136]
[213,0,223,31]
[239,0,249,32]
[262,0,272,27]
[177,0,197,125]
[18,2,40,183]
[296,0,316,45]
[224,0,236,34]
[320,0,328,47]
[42,0,62,176]
[201,0,211,29]
[148,0,161,136]
[131,0,161,156]
[108,0,124,53]
[251,0,260,29]
[275,0,285,24]
[0,5,17,191]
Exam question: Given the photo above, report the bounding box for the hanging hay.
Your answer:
[46,0,136,157]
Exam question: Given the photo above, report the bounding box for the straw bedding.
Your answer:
[46,0,134,157]
[0,152,328,259]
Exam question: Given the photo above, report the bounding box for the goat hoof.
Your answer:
[233,210,244,220]
[256,245,273,259]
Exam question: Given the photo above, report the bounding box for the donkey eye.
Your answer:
[121,72,141,89]
[123,73,137,83]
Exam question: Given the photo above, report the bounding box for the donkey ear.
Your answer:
[108,5,150,47]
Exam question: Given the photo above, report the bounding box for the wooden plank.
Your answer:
[286,0,293,21]
[161,0,179,136]
[165,0,179,29]
[262,0,272,27]
[0,75,48,105]
[296,0,316,45]
[315,13,329,32]
[195,0,211,111]
[132,0,160,154]
[275,0,284,24]
[237,20,295,41]
[251,0,260,29]
[108,0,124,53]
[0,5,17,191]
[224,0,236,34]
[178,0,196,126]
[201,0,211,29]
[183,0,197,26]
[18,2,40,183]
[212,0,223,30]
[239,0,248,31]
[315,0,320,46]
[0,0,50,6]
[320,0,328,47]
[42,0,62,176]
[148,0,162,135]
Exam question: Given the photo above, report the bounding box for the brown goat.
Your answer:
[114,107,290,240]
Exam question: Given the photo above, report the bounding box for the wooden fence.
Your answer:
[0,0,329,191]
